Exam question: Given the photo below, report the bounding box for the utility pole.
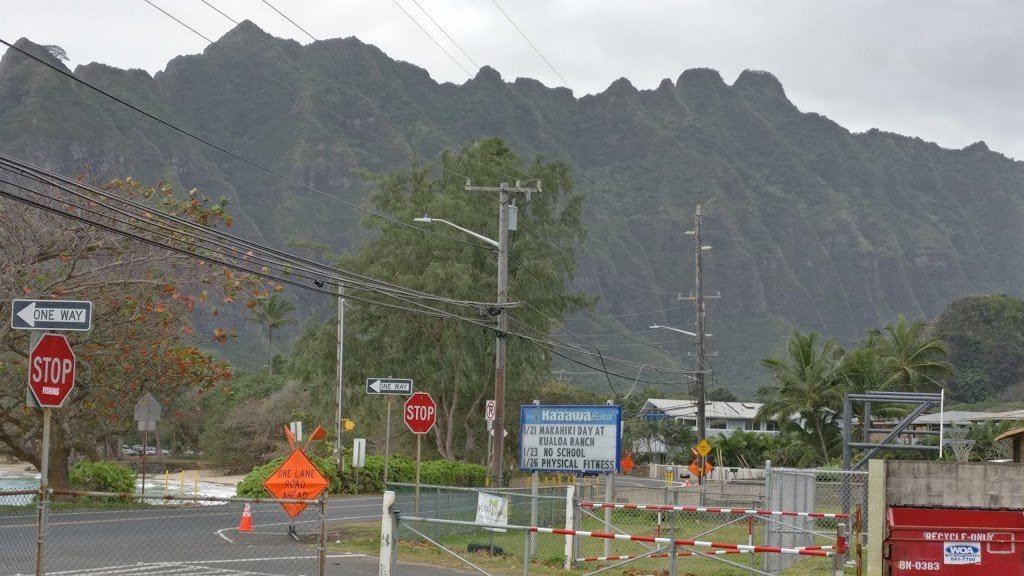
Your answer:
[465,180,540,487]
[335,284,345,471]
[693,205,707,448]
[680,204,719,486]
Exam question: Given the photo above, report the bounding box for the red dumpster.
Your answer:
[885,507,1024,575]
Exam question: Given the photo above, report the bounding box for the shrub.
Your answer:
[69,461,135,494]
[236,453,341,498]
[237,452,487,496]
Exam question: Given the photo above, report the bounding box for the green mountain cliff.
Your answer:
[3,24,1023,396]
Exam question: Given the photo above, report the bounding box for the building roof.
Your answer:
[994,426,1024,443]
[639,399,764,421]
[912,411,995,425]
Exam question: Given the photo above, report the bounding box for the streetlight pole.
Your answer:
[336,283,345,471]
[417,180,539,488]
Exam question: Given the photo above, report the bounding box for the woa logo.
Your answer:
[943,542,981,564]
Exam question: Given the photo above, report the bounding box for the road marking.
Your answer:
[216,516,378,543]
[22,555,365,576]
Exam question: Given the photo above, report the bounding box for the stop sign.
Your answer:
[404,391,436,434]
[28,333,76,408]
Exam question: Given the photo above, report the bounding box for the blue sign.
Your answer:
[519,405,622,475]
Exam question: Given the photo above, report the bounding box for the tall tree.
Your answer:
[249,292,296,375]
[756,330,845,465]
[870,315,955,392]
[321,137,589,463]
[0,178,258,487]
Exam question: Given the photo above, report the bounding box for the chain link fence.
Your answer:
[764,466,865,575]
[0,489,327,576]
[387,482,570,565]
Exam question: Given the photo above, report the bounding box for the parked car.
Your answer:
[121,447,138,456]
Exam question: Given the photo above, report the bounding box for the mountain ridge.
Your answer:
[2,27,1023,396]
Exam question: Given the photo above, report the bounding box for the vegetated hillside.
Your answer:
[933,294,1024,403]
[2,24,1024,396]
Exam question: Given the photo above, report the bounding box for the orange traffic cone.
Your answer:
[239,502,253,532]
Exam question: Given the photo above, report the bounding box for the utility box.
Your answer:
[884,507,1023,575]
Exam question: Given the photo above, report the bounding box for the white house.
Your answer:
[637,399,779,436]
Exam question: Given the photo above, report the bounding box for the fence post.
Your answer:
[318,496,327,576]
[563,483,575,571]
[530,471,539,555]
[523,527,531,576]
[603,473,613,557]
[669,538,678,576]
[856,505,863,576]
[380,490,397,576]
[834,522,847,576]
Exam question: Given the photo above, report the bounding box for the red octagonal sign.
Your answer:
[404,391,436,434]
[28,333,76,408]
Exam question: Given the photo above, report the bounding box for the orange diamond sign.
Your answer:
[262,449,330,518]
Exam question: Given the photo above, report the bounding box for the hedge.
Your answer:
[69,461,136,494]
[236,452,487,497]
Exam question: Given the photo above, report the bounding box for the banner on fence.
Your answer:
[475,492,509,532]
[519,404,622,474]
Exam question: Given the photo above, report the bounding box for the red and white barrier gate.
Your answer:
[578,500,850,519]
[530,527,836,557]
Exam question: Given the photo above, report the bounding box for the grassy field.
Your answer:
[329,514,858,576]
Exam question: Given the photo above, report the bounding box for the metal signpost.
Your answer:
[14,299,91,576]
[520,404,622,558]
[404,392,436,513]
[133,393,162,495]
[366,378,413,484]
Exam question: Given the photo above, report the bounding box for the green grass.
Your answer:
[329,513,856,576]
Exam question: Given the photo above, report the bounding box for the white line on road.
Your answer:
[21,555,366,576]
[215,516,379,543]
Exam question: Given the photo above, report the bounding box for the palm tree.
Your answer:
[871,315,955,391]
[757,330,845,465]
[249,292,296,375]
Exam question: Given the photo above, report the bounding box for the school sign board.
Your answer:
[519,404,622,474]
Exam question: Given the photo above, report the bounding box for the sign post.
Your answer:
[404,392,436,513]
[133,393,162,495]
[367,378,413,486]
[26,332,77,576]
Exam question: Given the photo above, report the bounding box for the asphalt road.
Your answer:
[0,495,426,576]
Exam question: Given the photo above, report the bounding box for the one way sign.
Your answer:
[11,299,92,331]
[366,378,413,395]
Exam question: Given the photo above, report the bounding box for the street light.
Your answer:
[414,212,508,487]
[414,215,499,248]
[649,325,712,338]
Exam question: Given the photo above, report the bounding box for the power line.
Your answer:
[407,0,480,70]
[388,0,473,76]
[1,162,693,386]
[0,37,492,252]
[487,0,570,88]
[0,155,491,309]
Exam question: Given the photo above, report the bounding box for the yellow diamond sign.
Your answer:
[696,438,712,458]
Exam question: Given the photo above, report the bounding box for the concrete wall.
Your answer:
[885,460,1024,509]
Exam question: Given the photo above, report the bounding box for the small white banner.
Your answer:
[944,542,982,564]
[475,492,509,533]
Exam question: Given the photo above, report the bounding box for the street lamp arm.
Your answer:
[415,217,499,248]
[649,324,697,336]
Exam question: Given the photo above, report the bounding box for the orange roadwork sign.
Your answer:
[262,449,330,518]
[620,454,635,473]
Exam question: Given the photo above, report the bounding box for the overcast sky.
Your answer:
[3,0,1022,160]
